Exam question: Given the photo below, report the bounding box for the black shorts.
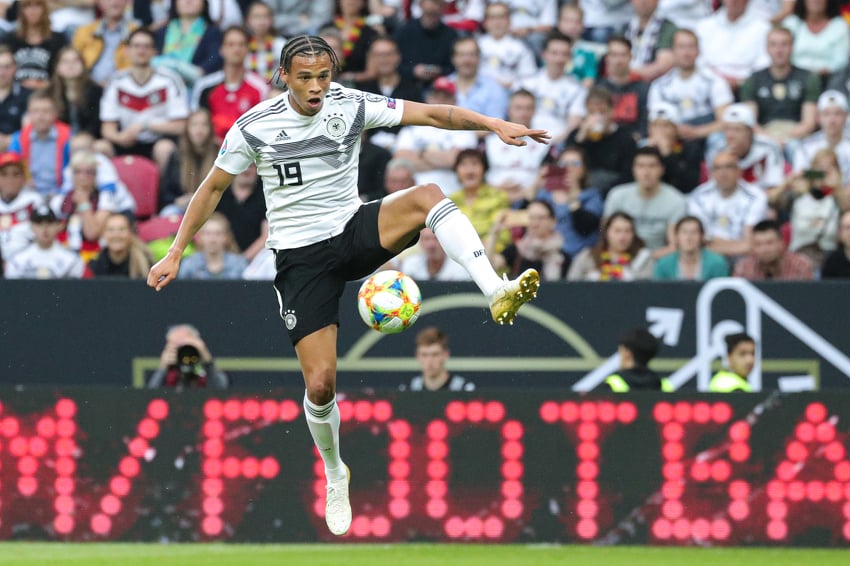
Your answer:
[272,200,418,345]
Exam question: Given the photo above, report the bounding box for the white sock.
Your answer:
[303,393,346,482]
[426,198,503,297]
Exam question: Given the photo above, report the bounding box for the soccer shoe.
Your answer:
[489,268,540,325]
[325,465,352,536]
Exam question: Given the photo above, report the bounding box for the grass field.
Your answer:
[0,544,847,566]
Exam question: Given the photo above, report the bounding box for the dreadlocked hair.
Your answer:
[279,35,340,75]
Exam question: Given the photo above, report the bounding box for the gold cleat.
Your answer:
[489,268,540,325]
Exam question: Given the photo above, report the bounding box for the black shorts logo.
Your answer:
[284,309,298,330]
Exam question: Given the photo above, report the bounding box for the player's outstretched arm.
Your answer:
[400,101,550,147]
[147,166,235,291]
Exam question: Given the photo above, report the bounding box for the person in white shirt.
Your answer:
[688,150,768,259]
[503,0,559,54]
[399,227,471,280]
[478,1,538,89]
[0,151,43,263]
[647,28,734,142]
[5,206,85,279]
[793,90,850,181]
[516,31,586,144]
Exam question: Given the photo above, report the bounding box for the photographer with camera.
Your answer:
[147,324,229,389]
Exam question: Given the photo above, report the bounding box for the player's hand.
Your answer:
[147,251,181,292]
[494,120,550,146]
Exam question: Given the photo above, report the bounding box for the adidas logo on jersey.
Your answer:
[274,129,290,142]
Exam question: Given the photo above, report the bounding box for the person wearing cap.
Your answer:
[0,151,42,263]
[641,101,703,192]
[394,76,478,195]
[4,205,85,279]
[739,27,819,146]
[709,103,785,200]
[447,37,509,132]
[687,150,768,259]
[792,90,850,182]
[0,46,31,153]
[647,29,734,142]
[597,36,649,141]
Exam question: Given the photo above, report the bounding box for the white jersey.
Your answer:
[792,131,850,181]
[215,84,404,250]
[696,10,770,81]
[648,67,734,124]
[687,180,768,241]
[517,70,587,141]
[478,34,538,87]
[0,189,43,261]
[503,0,559,30]
[580,0,633,28]
[484,132,549,189]
[5,242,85,279]
[658,0,710,29]
[736,135,785,191]
[100,67,190,144]
[394,125,478,195]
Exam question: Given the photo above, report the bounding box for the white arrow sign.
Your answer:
[646,307,684,346]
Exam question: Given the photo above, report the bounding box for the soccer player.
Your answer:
[147,36,547,537]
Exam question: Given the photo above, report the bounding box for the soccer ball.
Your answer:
[357,270,422,334]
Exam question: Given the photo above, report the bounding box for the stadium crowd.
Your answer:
[0,0,849,281]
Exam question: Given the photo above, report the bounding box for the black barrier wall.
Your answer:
[0,279,849,390]
[1,389,849,545]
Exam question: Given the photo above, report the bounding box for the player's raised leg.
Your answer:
[295,325,351,535]
[378,183,539,324]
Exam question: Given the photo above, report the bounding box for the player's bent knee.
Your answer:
[305,373,336,405]
[412,183,446,209]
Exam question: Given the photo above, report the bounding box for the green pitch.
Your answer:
[0,544,847,566]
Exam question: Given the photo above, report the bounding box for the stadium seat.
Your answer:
[112,155,159,220]
[137,214,183,242]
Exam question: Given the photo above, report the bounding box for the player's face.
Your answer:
[416,343,448,379]
[675,219,703,253]
[752,230,784,265]
[728,342,755,378]
[282,53,333,116]
[633,155,663,189]
[606,217,635,254]
[0,165,25,200]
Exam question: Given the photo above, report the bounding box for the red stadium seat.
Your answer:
[112,155,159,220]
[137,214,183,242]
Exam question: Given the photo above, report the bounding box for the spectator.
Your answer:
[709,103,785,200]
[485,89,550,194]
[152,0,224,88]
[733,219,814,279]
[597,36,649,141]
[207,0,244,29]
[5,205,85,278]
[604,146,687,255]
[100,28,190,170]
[192,26,268,140]
[504,0,558,55]
[49,0,96,35]
[383,157,416,196]
[477,1,537,90]
[0,46,31,152]
[50,150,120,261]
[147,323,229,389]
[653,215,730,280]
[535,145,604,259]
[641,102,703,193]
[160,108,219,214]
[399,227,470,281]
[394,77,477,195]
[696,0,770,93]
[556,5,598,88]
[178,212,248,279]
[72,0,140,87]
[448,37,509,125]
[356,36,423,149]
[566,85,637,195]
[792,90,850,181]
[739,26,819,147]
[401,326,474,392]
[709,332,755,392]
[0,151,42,262]
[656,0,708,29]
[48,46,103,137]
[487,199,569,281]
[516,31,586,145]
[393,0,457,89]
[602,327,671,392]
[59,132,137,217]
[567,211,654,281]
[87,212,152,277]
[266,0,334,37]
[448,148,511,251]
[647,28,734,142]
[688,150,768,259]
[243,1,286,82]
[581,0,632,45]
[9,90,70,199]
[0,0,67,90]
[782,0,849,78]
[357,131,392,202]
[215,163,268,261]
[787,148,842,266]
[622,0,676,82]
[324,0,379,86]
[821,209,850,277]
